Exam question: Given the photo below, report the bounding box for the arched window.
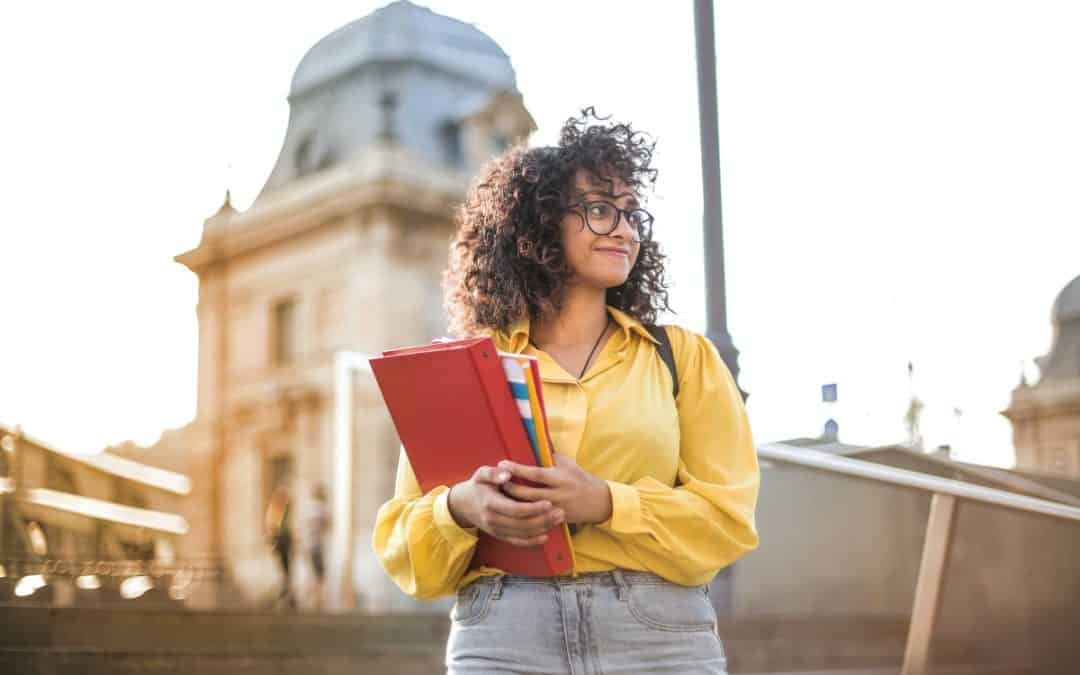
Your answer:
[442,122,463,166]
[294,133,317,177]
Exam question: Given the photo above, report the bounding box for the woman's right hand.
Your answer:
[447,466,564,547]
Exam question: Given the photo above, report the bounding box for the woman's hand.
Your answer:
[498,454,613,526]
[447,466,565,547]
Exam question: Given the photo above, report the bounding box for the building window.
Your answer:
[268,455,292,493]
[264,453,294,521]
[271,299,298,366]
[113,477,148,510]
[295,132,317,177]
[46,458,77,494]
[442,122,463,166]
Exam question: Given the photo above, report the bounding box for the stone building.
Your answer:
[0,425,190,605]
[1004,272,1080,476]
[147,0,534,609]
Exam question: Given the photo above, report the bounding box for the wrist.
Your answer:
[590,476,613,525]
[447,483,475,529]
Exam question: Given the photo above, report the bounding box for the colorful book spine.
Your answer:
[526,358,556,458]
[517,357,577,568]
[500,355,542,466]
[522,362,555,468]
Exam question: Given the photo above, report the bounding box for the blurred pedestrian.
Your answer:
[302,483,331,610]
[265,485,295,608]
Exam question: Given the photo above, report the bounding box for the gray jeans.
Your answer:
[446,570,727,674]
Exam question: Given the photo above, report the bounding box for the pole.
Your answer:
[694,0,746,399]
[329,351,375,611]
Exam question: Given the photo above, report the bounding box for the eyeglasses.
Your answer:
[567,200,654,243]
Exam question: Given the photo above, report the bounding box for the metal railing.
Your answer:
[757,442,1080,675]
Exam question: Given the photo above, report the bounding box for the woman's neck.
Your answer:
[531,286,609,348]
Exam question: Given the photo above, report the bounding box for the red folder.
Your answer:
[370,336,573,577]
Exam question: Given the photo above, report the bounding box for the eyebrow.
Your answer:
[578,190,641,208]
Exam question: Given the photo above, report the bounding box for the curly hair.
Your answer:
[443,108,672,337]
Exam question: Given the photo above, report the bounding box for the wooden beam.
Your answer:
[903,493,958,675]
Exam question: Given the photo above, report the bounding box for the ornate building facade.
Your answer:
[1004,272,1080,477]
[133,1,534,609]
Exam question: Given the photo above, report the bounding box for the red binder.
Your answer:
[370,336,574,577]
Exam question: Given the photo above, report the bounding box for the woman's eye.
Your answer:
[588,204,612,218]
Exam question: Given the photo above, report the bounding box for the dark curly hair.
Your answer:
[443,108,672,337]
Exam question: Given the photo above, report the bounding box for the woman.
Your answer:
[374,109,759,674]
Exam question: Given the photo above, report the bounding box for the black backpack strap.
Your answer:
[645,324,679,400]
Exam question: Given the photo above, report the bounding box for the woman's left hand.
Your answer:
[497,454,613,526]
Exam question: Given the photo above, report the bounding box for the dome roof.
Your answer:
[1036,272,1080,383]
[291,1,517,96]
[251,0,532,203]
[1052,273,1080,324]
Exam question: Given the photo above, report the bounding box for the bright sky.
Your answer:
[2,1,1078,468]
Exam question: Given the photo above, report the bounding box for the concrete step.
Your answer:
[737,668,1033,675]
[0,604,1045,675]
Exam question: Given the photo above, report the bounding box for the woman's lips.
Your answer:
[595,248,629,258]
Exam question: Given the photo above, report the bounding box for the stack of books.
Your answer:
[370,337,574,576]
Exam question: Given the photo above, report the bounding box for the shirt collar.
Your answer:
[503,305,658,352]
[608,306,661,345]
[505,316,530,353]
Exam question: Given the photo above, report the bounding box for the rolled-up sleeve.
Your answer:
[596,329,760,586]
[372,447,479,599]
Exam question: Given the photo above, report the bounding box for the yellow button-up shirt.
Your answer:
[373,306,760,599]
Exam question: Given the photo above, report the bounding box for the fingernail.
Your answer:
[498,471,510,482]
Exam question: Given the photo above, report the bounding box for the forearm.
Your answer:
[596,474,758,585]
[373,486,479,600]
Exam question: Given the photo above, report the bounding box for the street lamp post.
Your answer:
[694,0,746,399]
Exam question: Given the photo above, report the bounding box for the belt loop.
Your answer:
[491,574,505,600]
[611,569,627,600]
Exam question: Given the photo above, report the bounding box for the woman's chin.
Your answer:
[596,275,632,290]
[569,270,631,292]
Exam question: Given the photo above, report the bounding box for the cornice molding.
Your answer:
[177,144,469,273]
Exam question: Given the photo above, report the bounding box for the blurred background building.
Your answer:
[116,0,534,610]
[1004,273,1080,477]
[0,424,195,606]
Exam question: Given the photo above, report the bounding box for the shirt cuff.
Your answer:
[433,487,479,542]
[598,480,645,534]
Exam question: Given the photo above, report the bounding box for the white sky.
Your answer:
[2,1,1078,468]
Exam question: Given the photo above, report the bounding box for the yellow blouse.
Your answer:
[373,306,760,599]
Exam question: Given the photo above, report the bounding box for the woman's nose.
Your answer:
[610,212,635,240]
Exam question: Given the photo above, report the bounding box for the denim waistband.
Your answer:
[471,570,697,598]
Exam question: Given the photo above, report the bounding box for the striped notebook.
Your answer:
[500,354,543,466]
[500,353,557,470]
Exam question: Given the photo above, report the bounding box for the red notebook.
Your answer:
[370,336,574,577]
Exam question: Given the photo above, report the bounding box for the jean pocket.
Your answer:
[625,582,718,633]
[450,580,495,626]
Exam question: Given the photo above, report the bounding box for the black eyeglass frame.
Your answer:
[566,200,655,243]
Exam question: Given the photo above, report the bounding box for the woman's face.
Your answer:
[558,169,642,291]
